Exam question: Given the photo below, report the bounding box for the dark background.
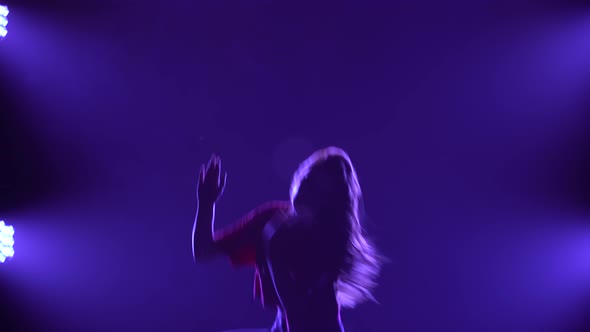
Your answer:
[1,0,590,331]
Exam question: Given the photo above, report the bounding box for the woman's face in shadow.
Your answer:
[292,159,349,217]
[293,172,319,218]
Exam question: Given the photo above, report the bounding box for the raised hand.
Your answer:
[197,154,227,205]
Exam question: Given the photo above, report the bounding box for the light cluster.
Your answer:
[0,220,15,263]
[0,5,8,39]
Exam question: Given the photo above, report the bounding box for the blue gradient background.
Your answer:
[1,0,590,331]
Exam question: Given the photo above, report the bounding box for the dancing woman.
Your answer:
[192,147,383,332]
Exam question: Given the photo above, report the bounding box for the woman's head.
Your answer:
[289,147,382,308]
[290,147,359,219]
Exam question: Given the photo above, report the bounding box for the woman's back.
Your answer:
[264,217,346,332]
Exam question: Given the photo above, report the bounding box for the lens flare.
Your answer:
[0,220,15,263]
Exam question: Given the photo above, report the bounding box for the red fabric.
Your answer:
[214,200,290,307]
[214,200,290,266]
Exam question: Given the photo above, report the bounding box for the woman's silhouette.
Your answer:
[192,147,382,332]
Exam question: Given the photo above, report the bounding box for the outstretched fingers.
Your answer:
[199,165,205,183]
[219,172,228,195]
[200,153,227,196]
[207,154,215,170]
[203,154,218,180]
[212,155,227,195]
[215,155,222,183]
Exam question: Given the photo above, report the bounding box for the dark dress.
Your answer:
[214,201,345,332]
[261,215,345,332]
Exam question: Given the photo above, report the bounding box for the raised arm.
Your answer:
[192,155,226,262]
[192,154,292,265]
[192,201,219,261]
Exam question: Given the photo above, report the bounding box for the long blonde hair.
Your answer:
[290,147,383,308]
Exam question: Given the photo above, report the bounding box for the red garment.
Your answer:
[214,200,291,307]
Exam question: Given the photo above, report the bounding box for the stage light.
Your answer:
[0,5,8,39]
[0,220,15,263]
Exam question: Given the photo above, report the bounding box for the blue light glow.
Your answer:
[0,220,15,263]
[0,5,8,39]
